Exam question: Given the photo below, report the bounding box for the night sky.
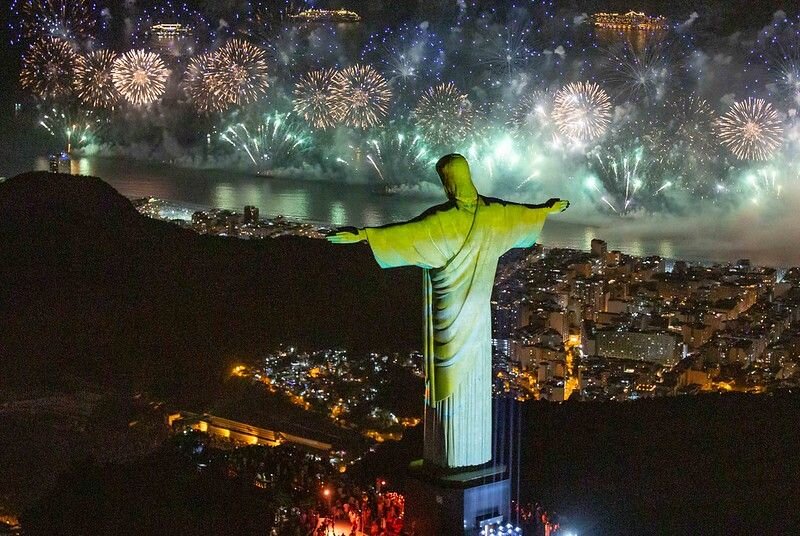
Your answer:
[0,0,796,85]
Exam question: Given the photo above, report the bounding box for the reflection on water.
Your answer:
[329,201,347,227]
[594,26,667,52]
[7,154,790,266]
[659,240,675,260]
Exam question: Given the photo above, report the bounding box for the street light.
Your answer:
[322,487,332,515]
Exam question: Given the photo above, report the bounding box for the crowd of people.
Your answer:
[515,502,568,536]
[310,486,404,536]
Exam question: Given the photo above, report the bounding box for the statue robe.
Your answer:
[365,197,550,468]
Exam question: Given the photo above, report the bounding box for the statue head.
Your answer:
[436,154,478,207]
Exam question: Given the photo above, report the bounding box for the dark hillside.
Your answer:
[0,172,421,405]
[359,393,800,534]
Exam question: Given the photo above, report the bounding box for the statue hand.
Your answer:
[545,198,570,213]
[326,227,366,244]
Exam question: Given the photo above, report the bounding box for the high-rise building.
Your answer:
[590,239,608,258]
[243,205,260,224]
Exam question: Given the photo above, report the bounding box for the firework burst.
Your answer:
[74,49,119,108]
[769,41,800,103]
[11,0,98,45]
[666,95,716,163]
[20,37,79,100]
[361,23,445,87]
[603,40,671,101]
[472,8,541,77]
[775,56,800,100]
[212,39,270,107]
[660,95,719,194]
[112,49,170,106]
[331,64,392,129]
[508,90,554,134]
[716,98,784,161]
[221,113,312,170]
[293,69,339,130]
[413,82,475,145]
[552,81,612,142]
[182,53,226,114]
[755,18,800,102]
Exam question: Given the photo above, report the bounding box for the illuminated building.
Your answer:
[289,9,361,23]
[595,328,681,365]
[150,23,192,39]
[243,205,260,224]
[168,411,333,451]
[592,11,669,31]
[149,23,195,56]
[591,238,608,258]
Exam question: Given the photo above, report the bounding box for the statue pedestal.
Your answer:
[405,460,510,535]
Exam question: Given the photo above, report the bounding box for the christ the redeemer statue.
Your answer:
[328,154,568,469]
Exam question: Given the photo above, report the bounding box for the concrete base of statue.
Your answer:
[404,460,511,535]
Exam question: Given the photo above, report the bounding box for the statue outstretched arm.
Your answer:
[327,208,450,269]
[326,227,366,244]
[546,198,570,213]
[500,197,569,250]
[518,198,570,213]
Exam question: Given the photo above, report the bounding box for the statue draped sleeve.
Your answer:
[363,208,462,407]
[498,202,550,251]
[363,211,451,269]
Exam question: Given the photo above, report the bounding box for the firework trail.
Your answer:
[552,81,612,142]
[293,69,339,130]
[362,127,437,184]
[39,104,102,153]
[75,49,119,108]
[587,145,672,215]
[112,49,170,106]
[413,82,475,145]
[716,98,783,161]
[460,130,535,188]
[331,64,392,129]
[221,113,312,170]
[743,166,783,203]
[650,95,719,195]
[668,95,715,151]
[20,37,79,100]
